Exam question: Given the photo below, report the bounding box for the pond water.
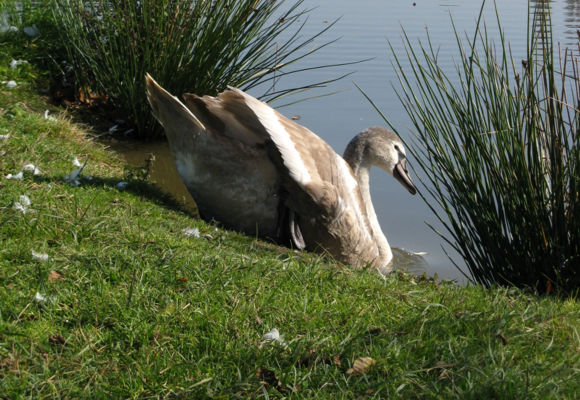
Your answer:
[114,0,579,283]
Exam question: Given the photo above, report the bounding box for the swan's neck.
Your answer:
[352,162,393,267]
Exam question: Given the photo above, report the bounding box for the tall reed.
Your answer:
[51,0,347,138]
[381,3,579,293]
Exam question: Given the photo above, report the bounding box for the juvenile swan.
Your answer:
[145,74,416,270]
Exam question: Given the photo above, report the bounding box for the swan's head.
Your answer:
[344,126,417,195]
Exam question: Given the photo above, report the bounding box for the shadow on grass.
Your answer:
[34,172,301,249]
[34,173,194,217]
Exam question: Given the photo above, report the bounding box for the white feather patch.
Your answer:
[240,93,311,186]
[336,156,357,192]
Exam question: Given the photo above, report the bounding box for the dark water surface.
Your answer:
[114,0,579,283]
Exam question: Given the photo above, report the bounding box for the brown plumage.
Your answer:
[145,74,416,270]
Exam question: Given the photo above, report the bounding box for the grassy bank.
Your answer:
[1,38,579,399]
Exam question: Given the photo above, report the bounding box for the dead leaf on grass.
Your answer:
[346,357,376,375]
[427,361,457,380]
[48,270,65,282]
[498,332,508,345]
[431,361,456,369]
[256,368,287,393]
[49,334,66,345]
[297,350,343,368]
[0,357,16,371]
[296,348,317,367]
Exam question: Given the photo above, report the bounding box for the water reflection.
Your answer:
[108,140,198,215]
[562,0,580,46]
[530,0,580,47]
[391,248,430,277]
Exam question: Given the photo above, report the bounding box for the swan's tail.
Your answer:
[145,74,205,137]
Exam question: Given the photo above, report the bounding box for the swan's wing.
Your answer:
[146,74,205,137]
[182,90,266,147]
[146,74,266,148]
[224,88,334,187]
[225,88,373,244]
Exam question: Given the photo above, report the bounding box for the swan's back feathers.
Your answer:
[183,91,266,147]
[147,74,265,149]
[148,76,337,188]
[181,94,225,134]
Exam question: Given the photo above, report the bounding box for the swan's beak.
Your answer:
[393,158,417,195]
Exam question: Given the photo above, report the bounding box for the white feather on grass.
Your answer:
[13,195,31,214]
[263,328,284,343]
[65,157,87,186]
[10,59,27,69]
[182,228,200,238]
[34,292,47,303]
[6,163,41,180]
[31,249,49,261]
[22,163,41,175]
[64,168,82,186]
[6,171,23,180]
[44,110,57,121]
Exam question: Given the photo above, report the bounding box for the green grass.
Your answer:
[1,34,579,399]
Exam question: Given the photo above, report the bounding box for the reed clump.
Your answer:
[50,0,343,138]
[387,4,579,293]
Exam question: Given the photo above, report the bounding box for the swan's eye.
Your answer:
[394,144,401,152]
